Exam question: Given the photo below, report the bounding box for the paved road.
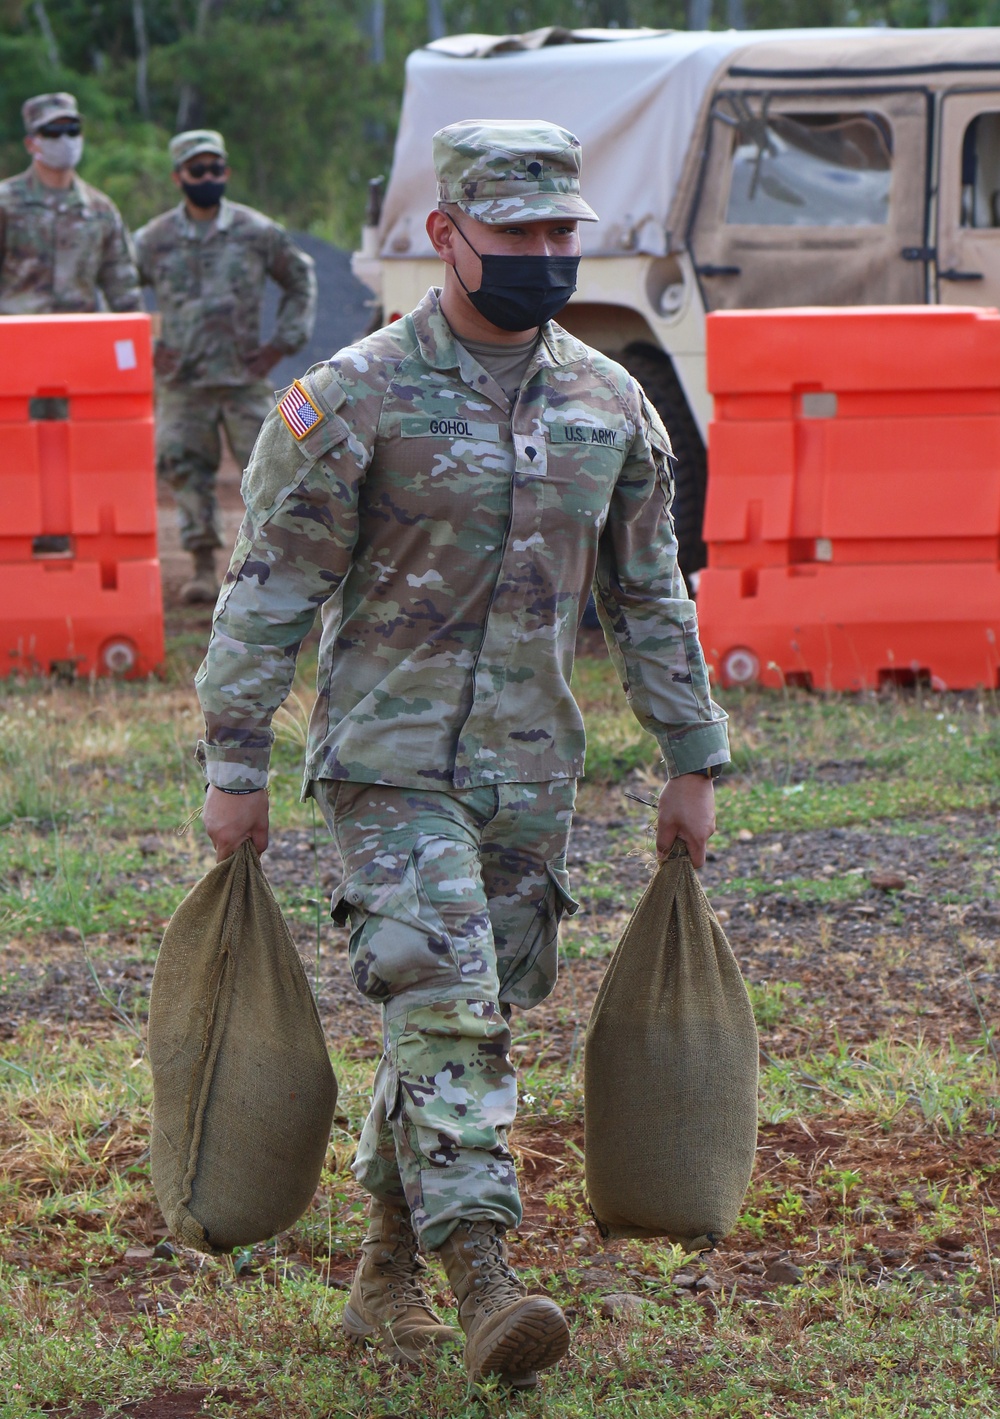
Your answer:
[264,232,374,387]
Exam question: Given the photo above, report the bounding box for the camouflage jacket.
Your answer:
[0,167,141,315]
[133,199,316,387]
[196,288,729,793]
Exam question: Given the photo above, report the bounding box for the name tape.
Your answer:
[401,416,501,442]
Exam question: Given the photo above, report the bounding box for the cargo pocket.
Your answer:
[498,860,580,1010]
[330,851,462,1003]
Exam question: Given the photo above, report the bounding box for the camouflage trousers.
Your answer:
[312,779,578,1251]
[155,382,272,551]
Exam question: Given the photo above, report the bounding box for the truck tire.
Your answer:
[620,343,708,584]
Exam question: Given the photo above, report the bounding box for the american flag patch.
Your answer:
[277,380,324,440]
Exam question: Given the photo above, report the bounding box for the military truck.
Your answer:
[352,24,1000,582]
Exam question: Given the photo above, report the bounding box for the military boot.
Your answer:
[180,548,219,605]
[437,1221,570,1388]
[342,1198,461,1363]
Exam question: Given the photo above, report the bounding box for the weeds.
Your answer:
[2,659,999,1413]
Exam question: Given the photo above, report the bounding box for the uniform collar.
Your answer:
[22,166,87,207]
[410,287,582,377]
[175,195,233,237]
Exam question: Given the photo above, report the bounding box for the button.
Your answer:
[345,886,363,906]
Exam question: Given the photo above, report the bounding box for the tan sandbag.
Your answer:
[149,841,336,1254]
[584,842,758,1249]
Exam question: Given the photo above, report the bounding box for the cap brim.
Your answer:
[455,193,599,224]
[174,146,227,168]
[31,111,81,132]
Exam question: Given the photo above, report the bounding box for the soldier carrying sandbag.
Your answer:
[195,119,730,1388]
[0,92,141,316]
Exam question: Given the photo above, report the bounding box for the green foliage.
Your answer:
[0,32,111,179]
[2,0,995,240]
[77,122,175,231]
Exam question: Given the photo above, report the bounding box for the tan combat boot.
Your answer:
[342,1198,461,1363]
[437,1221,570,1388]
[181,548,219,605]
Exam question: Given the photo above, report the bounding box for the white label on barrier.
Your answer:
[114,339,137,371]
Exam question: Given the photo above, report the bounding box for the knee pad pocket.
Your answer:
[332,849,462,1001]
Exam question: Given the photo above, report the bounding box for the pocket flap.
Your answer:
[545,861,580,917]
[329,853,419,927]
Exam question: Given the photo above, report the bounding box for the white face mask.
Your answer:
[34,134,84,171]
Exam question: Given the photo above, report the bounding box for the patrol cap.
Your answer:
[22,92,80,134]
[169,129,227,170]
[433,119,598,224]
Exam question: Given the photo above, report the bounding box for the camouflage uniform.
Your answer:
[0,173,140,315]
[133,151,316,551]
[195,122,729,1249]
[312,779,577,1245]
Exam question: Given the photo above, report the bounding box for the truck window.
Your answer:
[723,107,893,227]
[960,113,1000,227]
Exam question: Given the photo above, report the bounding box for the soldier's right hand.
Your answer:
[244,342,283,379]
[153,343,181,377]
[203,784,270,862]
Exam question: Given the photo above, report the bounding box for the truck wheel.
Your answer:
[620,343,708,584]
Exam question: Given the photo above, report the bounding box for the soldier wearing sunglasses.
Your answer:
[134,129,317,604]
[0,91,141,316]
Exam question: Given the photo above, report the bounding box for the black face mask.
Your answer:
[181,178,226,209]
[452,220,580,332]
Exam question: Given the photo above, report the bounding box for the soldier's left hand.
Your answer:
[203,784,270,862]
[655,774,716,868]
[244,343,283,379]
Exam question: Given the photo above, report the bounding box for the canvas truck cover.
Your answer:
[378,26,890,261]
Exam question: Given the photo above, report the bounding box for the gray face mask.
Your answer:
[35,134,84,171]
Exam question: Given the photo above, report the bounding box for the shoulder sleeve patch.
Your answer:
[241,368,350,529]
[277,379,325,440]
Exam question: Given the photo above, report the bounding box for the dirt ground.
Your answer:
[5,691,998,1326]
[7,791,998,1049]
[6,460,999,1416]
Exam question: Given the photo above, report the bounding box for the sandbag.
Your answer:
[149,840,336,1254]
[584,841,758,1249]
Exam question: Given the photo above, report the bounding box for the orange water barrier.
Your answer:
[696,306,1000,691]
[0,313,164,678]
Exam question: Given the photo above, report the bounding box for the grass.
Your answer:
[1,641,1000,1414]
[0,1027,992,1413]
[2,1019,999,1414]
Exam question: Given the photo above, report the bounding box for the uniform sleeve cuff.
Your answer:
[658,723,731,779]
[196,740,269,793]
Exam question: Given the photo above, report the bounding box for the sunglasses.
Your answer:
[37,120,82,138]
[184,160,226,178]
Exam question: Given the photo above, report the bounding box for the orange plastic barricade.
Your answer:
[697,307,1000,691]
[0,313,164,678]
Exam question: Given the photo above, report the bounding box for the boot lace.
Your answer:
[373,1221,438,1314]
[462,1223,526,1315]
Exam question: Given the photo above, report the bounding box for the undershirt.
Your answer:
[458,332,540,407]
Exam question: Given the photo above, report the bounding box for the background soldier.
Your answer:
[0,92,141,315]
[134,129,317,604]
[197,120,730,1387]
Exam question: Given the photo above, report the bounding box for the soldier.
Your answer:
[196,120,730,1386]
[0,92,141,315]
[134,130,317,604]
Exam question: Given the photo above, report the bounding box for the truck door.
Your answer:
[936,91,1000,307]
[688,89,930,310]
